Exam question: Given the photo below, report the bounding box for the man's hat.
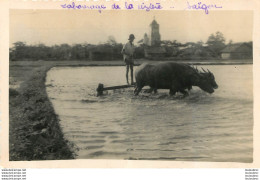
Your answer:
[128,34,135,40]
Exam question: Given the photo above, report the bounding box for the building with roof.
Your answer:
[143,18,161,47]
[141,18,166,58]
[220,43,252,59]
[144,46,166,59]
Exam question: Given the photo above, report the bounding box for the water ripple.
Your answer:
[46,65,253,162]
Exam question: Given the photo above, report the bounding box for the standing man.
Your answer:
[122,34,135,85]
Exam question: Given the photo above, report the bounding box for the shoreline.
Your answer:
[10,59,253,67]
[9,65,75,160]
[9,59,253,160]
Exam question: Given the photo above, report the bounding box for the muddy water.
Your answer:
[46,65,253,162]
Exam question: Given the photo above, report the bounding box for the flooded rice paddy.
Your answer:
[46,65,253,162]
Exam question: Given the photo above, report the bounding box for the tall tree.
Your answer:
[107,36,117,46]
[12,41,27,60]
[206,31,226,57]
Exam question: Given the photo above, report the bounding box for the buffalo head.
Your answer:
[194,67,218,94]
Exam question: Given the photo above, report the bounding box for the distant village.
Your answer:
[10,19,253,61]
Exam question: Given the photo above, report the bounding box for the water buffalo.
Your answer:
[134,62,218,96]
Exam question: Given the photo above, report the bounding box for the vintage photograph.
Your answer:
[9,10,253,163]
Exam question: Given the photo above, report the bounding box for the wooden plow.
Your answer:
[96,83,135,96]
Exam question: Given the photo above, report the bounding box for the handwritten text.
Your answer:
[60,1,223,15]
[138,3,163,11]
[61,2,106,13]
[186,2,222,14]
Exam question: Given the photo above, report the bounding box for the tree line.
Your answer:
[9,32,251,61]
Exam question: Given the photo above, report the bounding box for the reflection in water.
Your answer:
[46,65,253,162]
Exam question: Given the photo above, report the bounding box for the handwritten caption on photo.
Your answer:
[60,1,222,14]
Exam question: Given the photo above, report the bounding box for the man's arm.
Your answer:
[121,43,131,56]
[121,48,126,55]
[121,43,127,55]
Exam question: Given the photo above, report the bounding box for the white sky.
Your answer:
[10,10,253,47]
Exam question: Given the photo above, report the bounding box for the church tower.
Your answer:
[150,18,161,46]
